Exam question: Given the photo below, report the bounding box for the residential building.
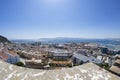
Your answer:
[50,50,73,66]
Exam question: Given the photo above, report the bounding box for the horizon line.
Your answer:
[9,37,120,40]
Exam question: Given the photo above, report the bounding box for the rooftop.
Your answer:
[109,66,120,75]
[51,50,71,54]
[0,51,9,60]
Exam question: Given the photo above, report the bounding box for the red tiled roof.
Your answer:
[7,51,17,57]
[0,51,9,60]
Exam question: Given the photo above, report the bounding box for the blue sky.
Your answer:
[0,0,120,39]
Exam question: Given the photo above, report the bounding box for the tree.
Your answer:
[15,62,24,67]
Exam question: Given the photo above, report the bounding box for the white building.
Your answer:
[51,50,72,61]
[73,52,102,65]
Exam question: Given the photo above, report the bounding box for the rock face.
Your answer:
[0,35,11,43]
[0,60,119,80]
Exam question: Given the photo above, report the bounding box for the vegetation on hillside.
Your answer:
[0,35,11,43]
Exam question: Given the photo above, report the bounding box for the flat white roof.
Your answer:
[51,50,70,54]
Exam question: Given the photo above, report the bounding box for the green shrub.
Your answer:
[96,63,110,70]
[15,62,24,67]
[66,64,72,67]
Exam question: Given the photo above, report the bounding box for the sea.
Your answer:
[11,38,120,51]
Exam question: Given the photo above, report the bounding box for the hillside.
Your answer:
[0,35,11,43]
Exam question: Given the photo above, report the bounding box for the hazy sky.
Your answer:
[0,0,120,39]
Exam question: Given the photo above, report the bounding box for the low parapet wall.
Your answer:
[0,60,119,80]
